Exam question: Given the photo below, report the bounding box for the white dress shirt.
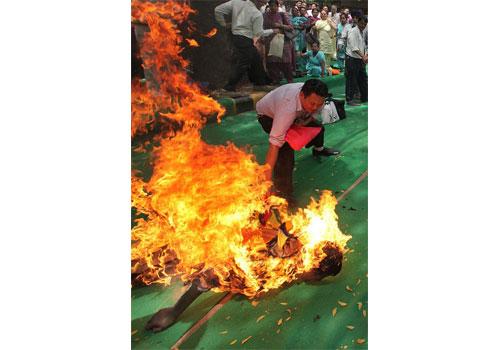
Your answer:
[215,0,274,39]
[346,26,366,59]
[256,83,322,147]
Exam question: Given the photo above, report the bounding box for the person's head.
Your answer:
[322,6,329,12]
[300,6,307,16]
[311,41,320,53]
[343,8,350,15]
[340,12,347,25]
[357,15,367,32]
[300,79,328,113]
[296,1,303,8]
[320,10,328,20]
[331,4,337,14]
[312,8,319,17]
[254,0,269,8]
[311,3,317,11]
[292,6,300,16]
[268,0,278,13]
[351,9,364,26]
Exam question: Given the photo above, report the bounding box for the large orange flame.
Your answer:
[131,0,351,297]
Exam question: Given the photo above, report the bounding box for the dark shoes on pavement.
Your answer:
[312,147,341,157]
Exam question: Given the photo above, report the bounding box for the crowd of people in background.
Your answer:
[214,0,367,105]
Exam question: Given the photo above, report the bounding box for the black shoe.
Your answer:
[313,147,340,157]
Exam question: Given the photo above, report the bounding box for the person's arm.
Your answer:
[214,0,233,27]
[264,110,295,180]
[327,17,337,31]
[280,12,294,31]
[320,59,325,77]
[351,46,367,62]
[254,15,278,37]
[264,144,280,181]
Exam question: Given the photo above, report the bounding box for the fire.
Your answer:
[185,38,199,47]
[131,0,351,297]
[203,28,217,38]
[131,0,224,137]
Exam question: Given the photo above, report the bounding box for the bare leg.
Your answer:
[145,279,205,333]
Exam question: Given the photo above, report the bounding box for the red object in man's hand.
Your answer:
[285,124,322,150]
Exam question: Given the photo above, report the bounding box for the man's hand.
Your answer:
[264,166,273,183]
[362,54,368,64]
[264,144,279,183]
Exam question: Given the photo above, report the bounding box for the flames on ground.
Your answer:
[131,0,351,297]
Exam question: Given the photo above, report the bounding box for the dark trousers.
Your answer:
[345,55,368,102]
[258,115,325,200]
[225,35,268,90]
[267,62,294,84]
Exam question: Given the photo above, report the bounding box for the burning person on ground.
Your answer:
[144,200,346,333]
[131,0,351,333]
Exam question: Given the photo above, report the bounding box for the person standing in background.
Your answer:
[277,0,286,12]
[335,12,347,71]
[314,10,336,66]
[345,15,368,105]
[307,2,318,16]
[330,4,340,24]
[291,5,309,74]
[343,8,352,23]
[214,0,279,92]
[262,0,295,84]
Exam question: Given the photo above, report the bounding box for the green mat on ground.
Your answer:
[131,281,225,349]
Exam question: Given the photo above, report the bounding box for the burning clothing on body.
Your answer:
[143,219,344,333]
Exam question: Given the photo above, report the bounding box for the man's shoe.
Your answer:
[313,147,340,157]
